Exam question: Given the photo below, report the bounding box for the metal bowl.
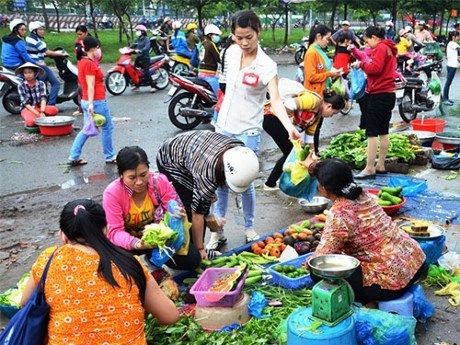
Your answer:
[308,254,360,279]
[298,196,330,213]
[435,131,460,145]
[397,130,436,144]
[34,116,75,127]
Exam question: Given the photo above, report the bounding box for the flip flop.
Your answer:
[355,173,376,180]
[69,159,88,167]
[376,170,388,174]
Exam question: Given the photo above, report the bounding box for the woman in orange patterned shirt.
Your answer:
[20,199,179,345]
[309,159,426,304]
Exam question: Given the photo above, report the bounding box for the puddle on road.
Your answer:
[60,168,119,190]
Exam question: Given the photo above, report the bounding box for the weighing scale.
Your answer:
[308,254,360,327]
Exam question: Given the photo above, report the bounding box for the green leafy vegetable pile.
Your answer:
[141,222,178,249]
[0,273,30,307]
[320,129,417,167]
[144,285,312,345]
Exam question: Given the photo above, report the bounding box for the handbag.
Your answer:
[82,114,99,137]
[0,251,56,345]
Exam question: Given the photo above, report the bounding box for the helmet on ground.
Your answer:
[15,62,45,78]
[428,78,441,95]
[10,18,25,32]
[186,23,198,31]
[172,21,182,30]
[385,21,393,27]
[134,24,147,32]
[29,21,45,33]
[204,24,222,36]
[164,17,171,23]
[223,146,259,193]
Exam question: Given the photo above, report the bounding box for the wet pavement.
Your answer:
[0,53,459,343]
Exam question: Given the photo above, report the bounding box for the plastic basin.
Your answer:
[410,119,447,134]
[367,189,406,216]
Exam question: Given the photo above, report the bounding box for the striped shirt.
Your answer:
[25,33,47,63]
[18,80,47,109]
[156,131,243,215]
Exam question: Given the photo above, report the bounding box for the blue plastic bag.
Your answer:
[409,284,435,323]
[388,176,428,197]
[149,200,186,267]
[279,143,318,201]
[350,67,366,100]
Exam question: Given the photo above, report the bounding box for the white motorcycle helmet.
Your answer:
[29,21,45,33]
[10,18,25,32]
[385,21,393,27]
[172,21,182,30]
[204,24,222,36]
[223,146,259,193]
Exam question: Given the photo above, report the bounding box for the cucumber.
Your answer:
[244,275,263,286]
[381,186,403,196]
[377,198,392,207]
[380,191,402,205]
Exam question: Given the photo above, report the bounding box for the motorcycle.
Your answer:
[396,61,441,123]
[0,48,79,115]
[105,47,170,95]
[166,73,217,130]
[421,42,443,74]
[294,36,308,65]
[169,53,192,75]
[149,29,169,56]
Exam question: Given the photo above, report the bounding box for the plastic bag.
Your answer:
[149,200,188,267]
[294,63,304,85]
[355,308,417,345]
[438,251,460,275]
[279,141,318,201]
[82,115,98,137]
[408,284,434,323]
[388,176,427,197]
[247,291,267,318]
[350,67,366,100]
[331,76,347,97]
[431,155,460,170]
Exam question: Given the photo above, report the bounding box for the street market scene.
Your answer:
[0,0,460,344]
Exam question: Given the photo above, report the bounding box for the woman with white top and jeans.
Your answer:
[207,9,301,249]
[443,30,460,105]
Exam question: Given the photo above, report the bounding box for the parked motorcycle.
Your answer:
[166,73,217,130]
[0,48,79,114]
[294,36,308,65]
[105,47,170,95]
[422,42,443,74]
[396,61,441,123]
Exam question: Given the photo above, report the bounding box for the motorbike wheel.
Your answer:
[294,48,305,65]
[172,63,189,76]
[398,94,418,123]
[2,88,21,114]
[168,92,202,130]
[105,72,127,95]
[154,68,169,90]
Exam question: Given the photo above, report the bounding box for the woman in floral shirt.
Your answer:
[309,158,425,304]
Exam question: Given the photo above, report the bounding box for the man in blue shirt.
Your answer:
[25,21,67,106]
[330,20,363,49]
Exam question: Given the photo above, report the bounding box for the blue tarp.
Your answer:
[361,174,460,225]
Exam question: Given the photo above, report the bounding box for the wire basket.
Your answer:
[269,253,314,290]
[190,267,248,307]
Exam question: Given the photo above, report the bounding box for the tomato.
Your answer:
[260,248,269,255]
[257,241,266,249]
[253,247,262,255]
[251,243,260,252]
[273,232,283,239]
[284,228,295,236]
[280,244,287,252]
[269,247,281,258]
[265,236,275,244]
[274,238,283,244]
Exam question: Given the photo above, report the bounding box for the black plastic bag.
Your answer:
[431,155,460,170]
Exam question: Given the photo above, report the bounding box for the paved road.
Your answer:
[0,56,459,343]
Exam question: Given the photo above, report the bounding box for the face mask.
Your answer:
[212,35,220,44]
[135,31,142,37]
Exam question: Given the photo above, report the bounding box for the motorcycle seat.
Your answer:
[150,56,164,64]
[175,52,191,59]
[187,77,212,90]
[405,77,423,86]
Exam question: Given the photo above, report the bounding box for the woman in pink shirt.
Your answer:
[309,158,426,305]
[103,146,201,270]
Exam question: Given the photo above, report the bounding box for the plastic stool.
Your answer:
[378,291,414,316]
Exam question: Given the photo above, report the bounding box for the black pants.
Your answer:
[135,56,155,87]
[311,262,425,304]
[157,164,203,270]
[263,114,293,187]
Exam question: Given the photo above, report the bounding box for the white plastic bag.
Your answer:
[437,251,460,275]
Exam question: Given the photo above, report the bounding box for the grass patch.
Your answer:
[1,27,310,64]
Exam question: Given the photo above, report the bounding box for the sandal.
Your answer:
[206,249,222,260]
[105,158,117,164]
[69,159,88,167]
[150,88,157,93]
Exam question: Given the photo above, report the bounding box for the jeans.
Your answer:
[443,66,457,101]
[40,65,60,106]
[198,74,219,96]
[214,128,260,230]
[69,99,115,161]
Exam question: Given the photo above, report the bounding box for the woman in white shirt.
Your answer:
[207,9,301,248]
[443,30,460,106]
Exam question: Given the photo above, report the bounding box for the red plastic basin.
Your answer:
[410,119,447,134]
[367,189,406,216]
[38,124,73,136]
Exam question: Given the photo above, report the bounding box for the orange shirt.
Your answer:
[32,245,151,345]
[303,44,332,96]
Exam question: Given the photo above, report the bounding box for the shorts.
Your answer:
[361,93,396,137]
